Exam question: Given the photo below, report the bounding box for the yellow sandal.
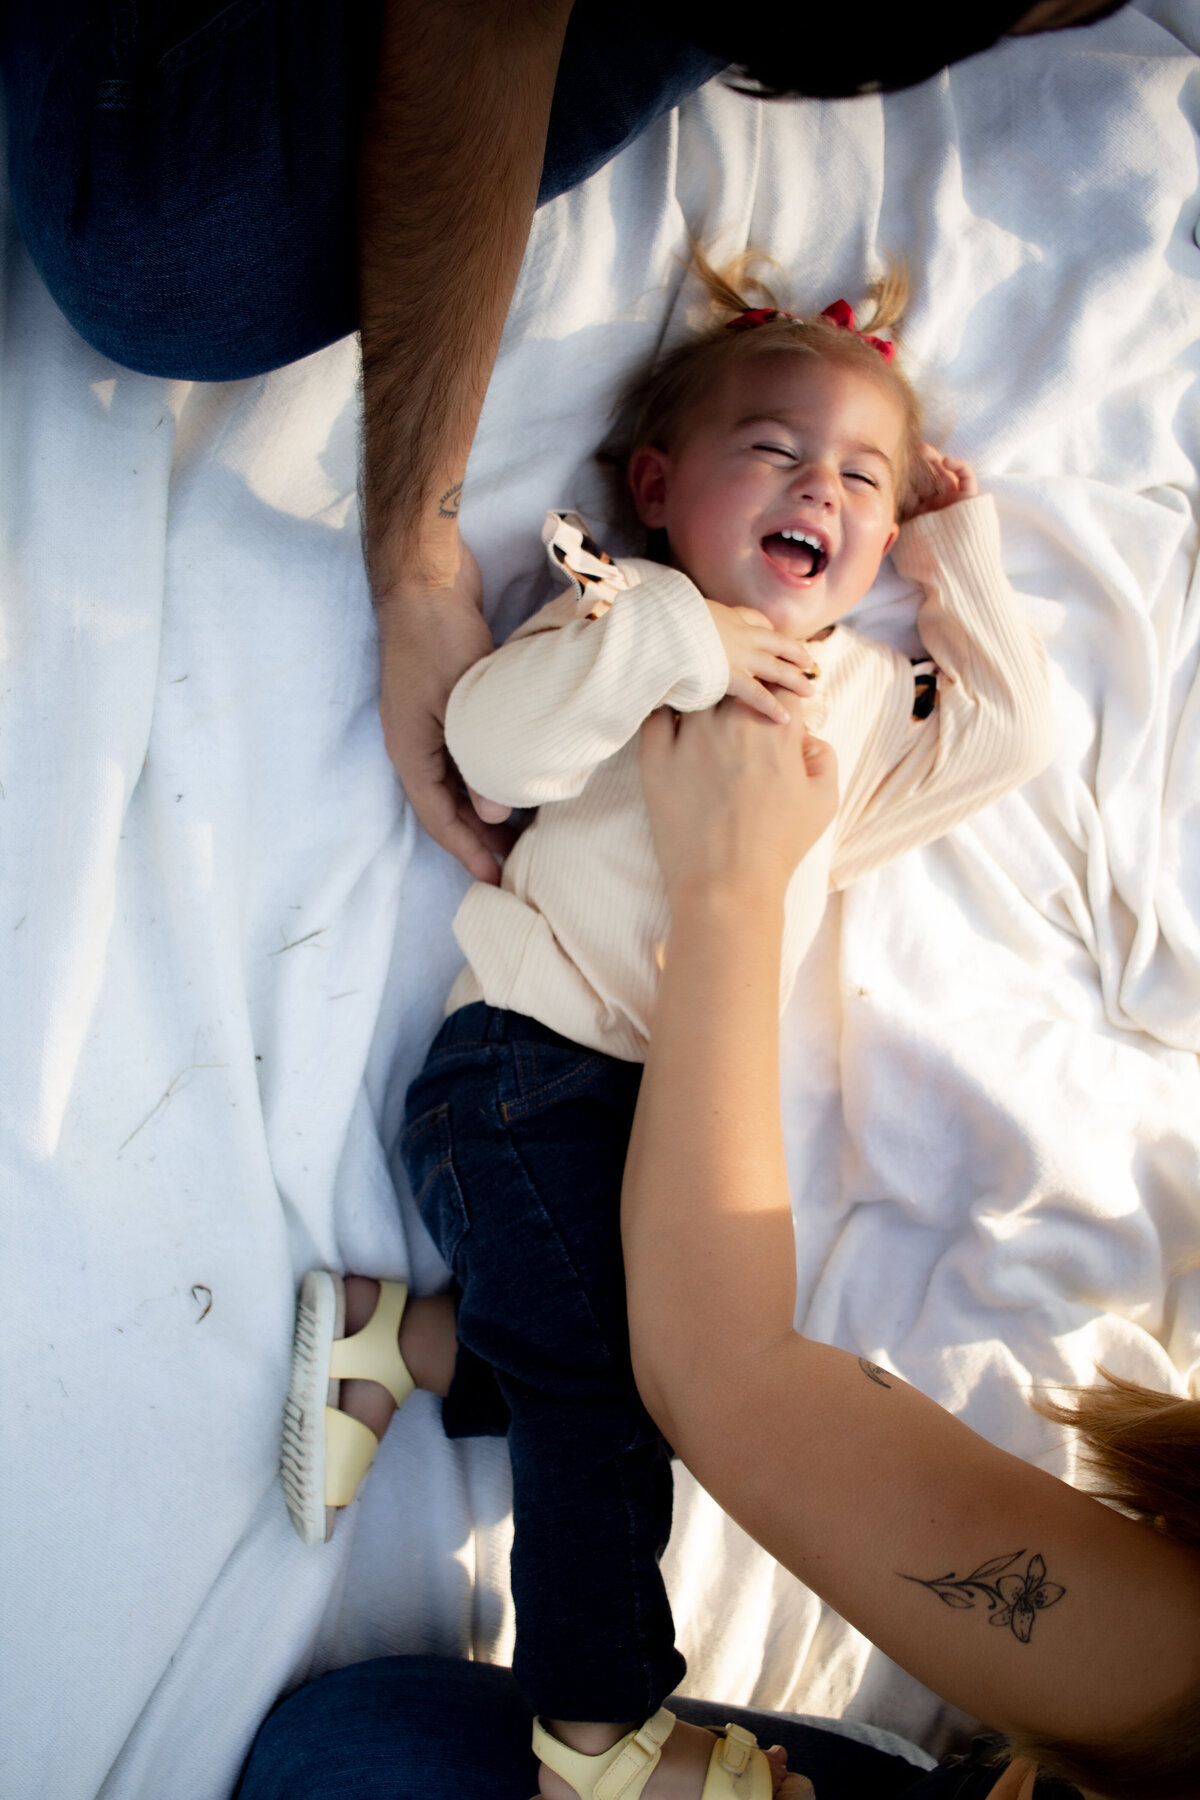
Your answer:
[280,1269,415,1545]
[531,1708,775,1800]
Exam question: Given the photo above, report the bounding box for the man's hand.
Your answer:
[909,444,978,517]
[358,0,572,879]
[704,600,817,723]
[377,544,513,884]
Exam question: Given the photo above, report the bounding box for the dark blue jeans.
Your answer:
[235,1655,1018,1799]
[0,1,724,379]
[399,1002,683,1723]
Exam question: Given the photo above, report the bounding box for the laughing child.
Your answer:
[283,254,1054,1800]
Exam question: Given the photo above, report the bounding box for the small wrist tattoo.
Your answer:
[858,1358,892,1388]
[900,1551,1066,1644]
[437,482,462,520]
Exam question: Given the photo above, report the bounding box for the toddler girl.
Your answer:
[282,257,1055,1800]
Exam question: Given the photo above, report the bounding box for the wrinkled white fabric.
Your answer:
[3,3,1200,1793]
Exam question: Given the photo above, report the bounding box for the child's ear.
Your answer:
[883,521,900,555]
[628,447,671,528]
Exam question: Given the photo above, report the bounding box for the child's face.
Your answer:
[629,352,904,640]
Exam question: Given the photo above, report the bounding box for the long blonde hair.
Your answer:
[1039,1370,1200,1547]
[1009,1373,1200,1797]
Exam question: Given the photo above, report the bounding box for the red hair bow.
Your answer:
[726,299,895,362]
[819,298,895,362]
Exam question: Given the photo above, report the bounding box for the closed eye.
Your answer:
[752,441,796,461]
[846,469,878,487]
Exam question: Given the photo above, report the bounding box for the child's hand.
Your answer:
[705,600,816,724]
[909,444,978,516]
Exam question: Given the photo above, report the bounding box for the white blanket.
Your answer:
[4,4,1200,1793]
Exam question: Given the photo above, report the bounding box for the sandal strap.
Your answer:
[533,1709,676,1800]
[328,1279,415,1409]
[324,1406,380,1506]
[702,1724,773,1799]
[717,1724,756,1776]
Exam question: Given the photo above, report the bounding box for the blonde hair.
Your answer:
[1038,1370,1200,1548]
[1009,1373,1200,1798]
[610,246,927,528]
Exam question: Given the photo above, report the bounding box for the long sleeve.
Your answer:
[831,495,1055,890]
[445,558,729,808]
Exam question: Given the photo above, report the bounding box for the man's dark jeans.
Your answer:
[235,1654,1024,1800]
[0,1,724,380]
[399,1001,685,1722]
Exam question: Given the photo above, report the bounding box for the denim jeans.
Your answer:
[235,1654,1016,1800]
[0,1,724,379]
[399,1002,684,1722]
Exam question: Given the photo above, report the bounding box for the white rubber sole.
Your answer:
[280,1269,344,1546]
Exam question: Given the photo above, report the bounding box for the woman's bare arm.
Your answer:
[624,700,1200,1753]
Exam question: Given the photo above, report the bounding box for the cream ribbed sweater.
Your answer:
[445,499,1054,1062]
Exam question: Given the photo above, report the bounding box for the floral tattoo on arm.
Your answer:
[900,1551,1066,1643]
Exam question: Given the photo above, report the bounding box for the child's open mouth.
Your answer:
[761,529,828,580]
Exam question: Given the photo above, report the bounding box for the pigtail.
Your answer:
[857,262,910,343]
[688,240,910,345]
[687,240,784,319]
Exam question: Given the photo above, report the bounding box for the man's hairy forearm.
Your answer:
[359,0,572,597]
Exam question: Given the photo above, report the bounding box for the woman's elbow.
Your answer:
[630,1333,749,1462]
[630,1335,685,1448]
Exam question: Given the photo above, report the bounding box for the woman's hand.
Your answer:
[909,444,978,516]
[704,601,817,723]
[640,698,838,906]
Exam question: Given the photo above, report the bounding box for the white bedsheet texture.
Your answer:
[3,4,1200,1794]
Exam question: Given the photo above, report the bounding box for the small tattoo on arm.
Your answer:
[437,482,462,520]
[858,1357,892,1388]
[900,1551,1066,1643]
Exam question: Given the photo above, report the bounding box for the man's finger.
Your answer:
[437,815,505,884]
[453,794,515,858]
[427,799,506,883]
[467,784,512,825]
[405,771,509,883]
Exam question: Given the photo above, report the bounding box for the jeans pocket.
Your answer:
[501,1039,611,1123]
[400,1101,470,1275]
